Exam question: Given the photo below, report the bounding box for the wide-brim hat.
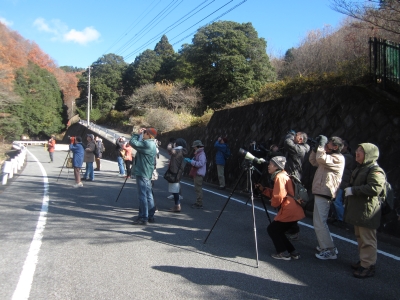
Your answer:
[191,140,204,147]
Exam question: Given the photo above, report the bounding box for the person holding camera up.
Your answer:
[82,134,96,181]
[214,136,230,190]
[129,127,158,225]
[255,156,305,260]
[116,137,127,177]
[69,136,84,188]
[309,135,345,260]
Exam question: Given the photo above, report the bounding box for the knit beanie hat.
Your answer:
[175,138,187,149]
[146,128,157,138]
[270,156,286,170]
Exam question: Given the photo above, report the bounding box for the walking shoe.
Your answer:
[353,265,375,278]
[73,182,83,188]
[132,218,148,225]
[118,174,126,177]
[219,186,226,190]
[169,205,181,213]
[191,203,203,209]
[290,250,301,260]
[285,232,299,241]
[351,261,361,270]
[271,252,291,260]
[167,195,174,199]
[94,168,100,171]
[148,218,155,223]
[315,249,337,260]
[316,246,339,255]
[81,177,88,181]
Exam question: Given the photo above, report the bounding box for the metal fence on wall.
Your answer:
[369,37,400,87]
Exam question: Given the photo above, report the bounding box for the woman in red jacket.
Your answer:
[255,156,305,260]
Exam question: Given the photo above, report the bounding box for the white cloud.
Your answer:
[63,27,100,45]
[0,17,13,27]
[33,18,100,45]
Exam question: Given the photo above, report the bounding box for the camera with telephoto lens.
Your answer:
[68,136,76,144]
[238,148,266,164]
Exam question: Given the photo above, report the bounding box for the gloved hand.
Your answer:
[344,187,353,197]
[287,129,296,135]
[184,158,192,164]
[314,135,328,151]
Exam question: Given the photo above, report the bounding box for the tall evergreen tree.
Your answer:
[186,21,276,107]
[78,53,127,113]
[11,62,64,136]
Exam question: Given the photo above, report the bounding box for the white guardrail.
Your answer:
[79,120,121,143]
[2,143,27,185]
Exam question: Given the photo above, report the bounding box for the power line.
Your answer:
[124,0,215,60]
[119,0,184,56]
[172,0,248,46]
[115,0,180,55]
[102,0,161,55]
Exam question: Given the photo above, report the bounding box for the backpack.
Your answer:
[287,174,310,209]
[223,146,231,160]
[365,165,396,224]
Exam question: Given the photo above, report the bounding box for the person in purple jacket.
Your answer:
[185,140,207,209]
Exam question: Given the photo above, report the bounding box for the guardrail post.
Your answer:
[2,161,12,185]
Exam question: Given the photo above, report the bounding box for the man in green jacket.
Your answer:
[129,127,158,225]
[344,143,386,279]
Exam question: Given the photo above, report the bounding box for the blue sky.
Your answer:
[0,0,346,68]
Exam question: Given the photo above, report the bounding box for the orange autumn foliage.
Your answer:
[0,22,79,108]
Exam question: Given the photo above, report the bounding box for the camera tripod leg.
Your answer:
[247,168,259,267]
[57,150,71,182]
[115,175,129,202]
[260,196,272,224]
[204,163,260,267]
[204,168,247,244]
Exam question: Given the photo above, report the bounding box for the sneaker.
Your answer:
[81,177,88,181]
[73,182,83,188]
[286,232,299,241]
[316,246,339,255]
[271,252,291,260]
[290,251,301,260]
[118,174,126,177]
[132,218,148,225]
[148,218,155,223]
[94,168,100,171]
[353,265,375,278]
[167,195,174,199]
[351,261,361,270]
[315,249,337,260]
[191,203,203,209]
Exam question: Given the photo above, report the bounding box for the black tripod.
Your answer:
[204,160,270,267]
[57,150,72,182]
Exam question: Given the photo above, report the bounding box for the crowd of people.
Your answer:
[60,126,387,279]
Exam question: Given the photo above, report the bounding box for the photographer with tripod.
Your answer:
[255,156,305,260]
[69,136,84,188]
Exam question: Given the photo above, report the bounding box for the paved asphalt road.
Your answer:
[1,145,400,300]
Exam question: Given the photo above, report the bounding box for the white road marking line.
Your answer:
[180,181,400,261]
[12,149,49,300]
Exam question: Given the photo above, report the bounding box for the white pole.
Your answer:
[87,66,91,128]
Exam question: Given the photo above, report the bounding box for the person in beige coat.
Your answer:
[309,135,345,260]
[83,134,96,181]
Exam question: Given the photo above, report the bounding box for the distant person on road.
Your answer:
[344,143,386,279]
[83,134,96,181]
[122,141,136,178]
[115,137,126,177]
[47,135,56,163]
[166,138,188,213]
[69,136,84,188]
[129,127,158,225]
[185,140,207,209]
[214,136,230,190]
[255,156,305,260]
[94,136,105,171]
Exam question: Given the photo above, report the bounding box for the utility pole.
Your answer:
[87,66,91,128]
